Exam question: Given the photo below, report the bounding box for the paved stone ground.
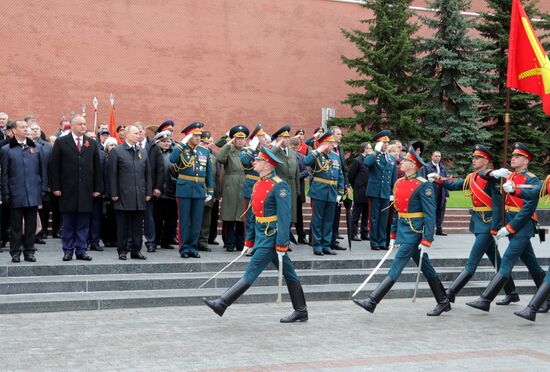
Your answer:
[1,233,549,265]
[0,298,549,371]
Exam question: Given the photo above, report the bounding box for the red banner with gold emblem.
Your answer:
[506,0,550,115]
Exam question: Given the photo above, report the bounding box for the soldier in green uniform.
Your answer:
[198,131,220,252]
[204,147,308,323]
[271,125,300,244]
[503,175,550,321]
[218,125,249,252]
[169,122,214,258]
[353,148,451,316]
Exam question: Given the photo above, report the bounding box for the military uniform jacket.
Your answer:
[108,142,152,211]
[240,146,259,199]
[514,175,548,201]
[205,149,221,207]
[169,142,213,199]
[304,149,344,202]
[272,145,300,222]
[442,169,501,234]
[1,138,48,208]
[246,172,291,250]
[218,143,245,221]
[363,151,397,199]
[389,175,435,247]
[502,170,539,238]
[48,134,103,213]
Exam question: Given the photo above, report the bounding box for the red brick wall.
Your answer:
[1,0,548,139]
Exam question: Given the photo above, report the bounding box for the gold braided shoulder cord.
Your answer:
[312,152,329,173]
[174,150,195,171]
[462,172,473,197]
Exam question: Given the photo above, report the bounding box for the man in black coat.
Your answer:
[0,120,14,251]
[348,142,372,241]
[49,115,103,261]
[108,125,152,260]
[135,122,163,252]
[424,150,449,235]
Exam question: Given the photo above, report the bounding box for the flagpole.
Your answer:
[500,88,512,236]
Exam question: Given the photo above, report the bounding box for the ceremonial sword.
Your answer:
[276,252,284,304]
[412,246,425,303]
[352,244,395,298]
[198,249,247,289]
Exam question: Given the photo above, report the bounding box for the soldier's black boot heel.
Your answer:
[446,270,473,303]
[203,278,250,317]
[466,273,508,312]
[352,276,395,313]
[427,277,451,316]
[280,281,308,323]
[496,277,520,305]
[532,272,550,313]
[514,282,550,322]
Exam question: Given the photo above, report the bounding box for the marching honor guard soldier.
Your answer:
[169,122,213,258]
[354,148,451,316]
[467,143,547,312]
[303,130,344,256]
[240,124,269,255]
[271,125,300,244]
[502,175,550,321]
[218,125,248,252]
[204,147,308,323]
[364,130,397,251]
[428,145,519,304]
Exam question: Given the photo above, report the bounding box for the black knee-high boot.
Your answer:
[353,276,395,313]
[203,278,250,317]
[496,277,520,305]
[427,277,451,316]
[514,282,550,322]
[466,273,508,312]
[280,281,308,323]
[446,270,473,303]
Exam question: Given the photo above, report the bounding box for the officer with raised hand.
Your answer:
[169,122,213,258]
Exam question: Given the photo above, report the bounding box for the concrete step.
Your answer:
[0,266,535,295]
[4,257,547,277]
[0,279,540,314]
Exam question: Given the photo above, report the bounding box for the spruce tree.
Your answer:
[476,0,550,174]
[419,0,494,175]
[337,0,429,143]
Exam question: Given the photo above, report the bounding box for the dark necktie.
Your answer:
[76,137,81,152]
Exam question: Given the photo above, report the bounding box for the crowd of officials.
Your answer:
[0,111,448,263]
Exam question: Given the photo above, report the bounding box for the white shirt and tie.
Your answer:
[72,133,83,151]
[432,161,441,175]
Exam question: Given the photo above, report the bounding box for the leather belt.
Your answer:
[256,216,277,223]
[313,177,337,186]
[178,174,205,183]
[398,212,425,219]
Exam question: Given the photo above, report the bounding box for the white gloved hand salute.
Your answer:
[374,141,384,153]
[181,133,193,145]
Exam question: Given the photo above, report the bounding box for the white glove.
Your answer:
[389,239,395,250]
[181,133,193,145]
[205,195,213,203]
[427,173,440,182]
[389,195,394,202]
[336,195,342,203]
[491,168,511,179]
[503,181,515,194]
[277,251,285,259]
[249,136,260,150]
[418,243,429,252]
[374,141,384,152]
[496,226,510,239]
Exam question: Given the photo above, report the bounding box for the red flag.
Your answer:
[109,103,120,143]
[507,0,550,115]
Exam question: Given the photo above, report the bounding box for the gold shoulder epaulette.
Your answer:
[272,176,282,183]
[416,176,428,183]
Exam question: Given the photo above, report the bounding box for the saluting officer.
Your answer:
[240,124,269,255]
[364,130,397,251]
[271,125,300,244]
[428,145,519,305]
[505,175,550,321]
[204,147,308,323]
[169,122,214,258]
[218,125,249,252]
[467,143,547,312]
[303,130,344,256]
[354,148,451,316]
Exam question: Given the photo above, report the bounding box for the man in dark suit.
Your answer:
[348,142,372,241]
[424,150,449,235]
[1,120,48,262]
[0,112,8,141]
[135,122,163,252]
[329,126,348,251]
[0,120,14,250]
[109,124,152,260]
[49,115,103,261]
